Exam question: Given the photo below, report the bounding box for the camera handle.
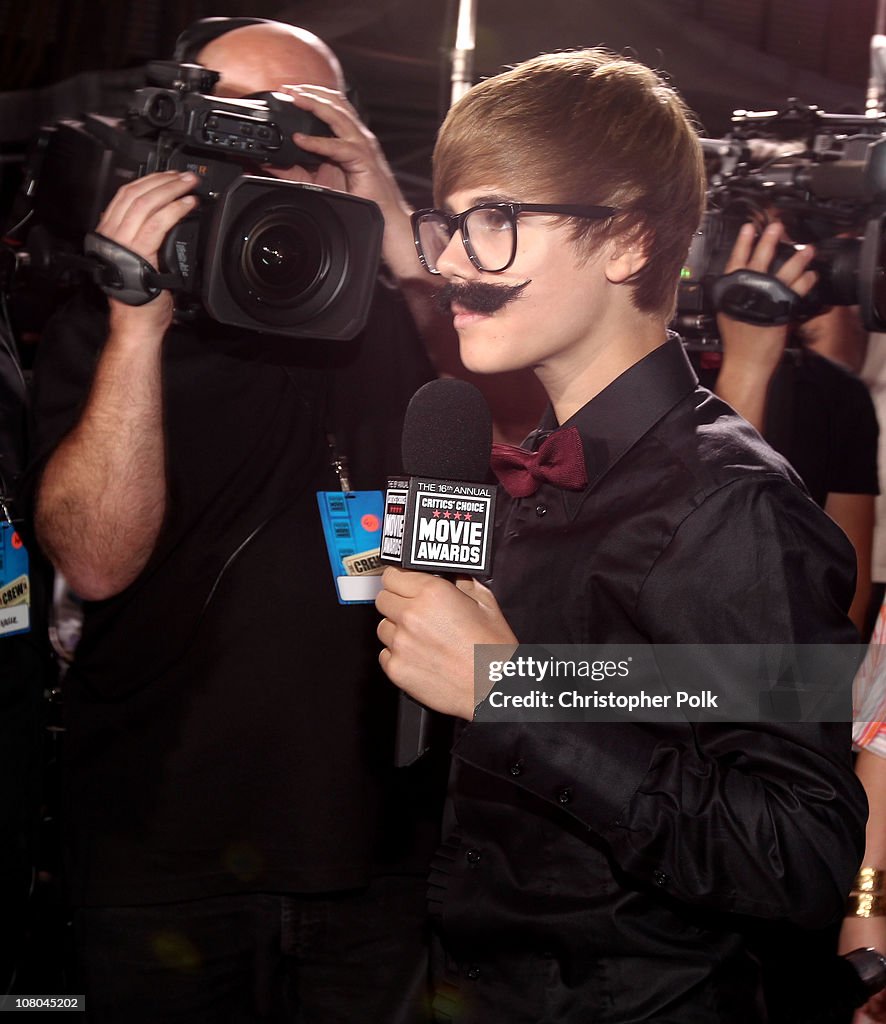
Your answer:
[84,232,181,306]
[711,269,818,326]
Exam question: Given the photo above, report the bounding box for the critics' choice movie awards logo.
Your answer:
[411,491,490,568]
[380,478,495,576]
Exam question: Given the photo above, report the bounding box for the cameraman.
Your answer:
[26,19,447,1024]
[708,219,878,633]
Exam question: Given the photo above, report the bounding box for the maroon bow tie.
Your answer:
[490,426,588,498]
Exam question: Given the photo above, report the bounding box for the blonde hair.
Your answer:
[433,49,705,317]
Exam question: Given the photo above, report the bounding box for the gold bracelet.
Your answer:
[847,891,886,918]
[853,867,886,894]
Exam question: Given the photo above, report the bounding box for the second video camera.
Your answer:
[675,100,886,345]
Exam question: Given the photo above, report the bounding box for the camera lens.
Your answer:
[859,213,886,331]
[222,187,350,329]
[204,177,383,339]
[811,237,858,308]
[239,211,329,304]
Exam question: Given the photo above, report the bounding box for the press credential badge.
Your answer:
[317,490,385,604]
[0,502,30,636]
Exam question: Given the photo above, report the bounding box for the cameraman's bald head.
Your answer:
[196,22,346,97]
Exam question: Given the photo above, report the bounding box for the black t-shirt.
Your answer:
[28,280,446,906]
[694,346,879,506]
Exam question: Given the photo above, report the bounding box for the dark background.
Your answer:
[0,0,881,212]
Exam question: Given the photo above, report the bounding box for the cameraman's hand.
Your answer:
[265,84,423,282]
[36,169,198,601]
[96,170,199,336]
[714,221,816,431]
[267,85,406,215]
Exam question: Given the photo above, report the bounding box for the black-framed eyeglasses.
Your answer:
[410,202,619,275]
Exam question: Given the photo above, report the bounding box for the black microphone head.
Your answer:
[401,378,493,482]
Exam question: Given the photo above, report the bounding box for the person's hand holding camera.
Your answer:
[269,86,405,215]
[95,170,199,337]
[715,221,817,431]
[268,85,421,282]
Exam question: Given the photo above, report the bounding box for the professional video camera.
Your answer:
[7,61,383,341]
[674,100,886,347]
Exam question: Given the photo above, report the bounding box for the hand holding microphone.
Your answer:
[375,378,517,761]
[376,567,514,721]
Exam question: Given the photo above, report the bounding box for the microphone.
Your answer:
[381,378,496,576]
[380,378,495,765]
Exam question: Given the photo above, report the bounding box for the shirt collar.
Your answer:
[527,335,698,516]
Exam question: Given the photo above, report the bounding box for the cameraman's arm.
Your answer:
[715,222,817,431]
[35,171,198,601]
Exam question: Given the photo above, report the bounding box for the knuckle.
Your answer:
[117,177,143,197]
[400,606,421,632]
[127,192,155,219]
[427,575,451,598]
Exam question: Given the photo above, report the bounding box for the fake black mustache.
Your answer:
[437,280,531,315]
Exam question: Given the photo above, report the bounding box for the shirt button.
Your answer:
[466,965,481,980]
[465,848,481,865]
[557,787,572,804]
[509,760,524,776]
[653,870,670,887]
[535,505,547,517]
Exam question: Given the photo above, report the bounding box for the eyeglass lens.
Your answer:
[417,207,515,272]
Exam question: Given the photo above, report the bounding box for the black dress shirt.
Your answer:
[430,337,867,1023]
